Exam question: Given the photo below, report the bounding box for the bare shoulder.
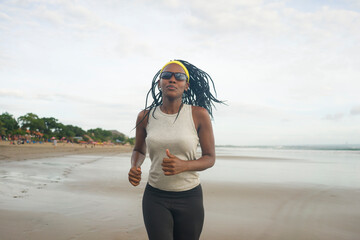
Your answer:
[191,106,211,131]
[136,109,150,128]
[137,109,150,118]
[191,106,210,119]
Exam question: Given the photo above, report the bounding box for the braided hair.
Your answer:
[138,59,224,126]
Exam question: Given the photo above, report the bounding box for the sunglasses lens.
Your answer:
[160,72,187,81]
[174,73,187,81]
[160,72,172,79]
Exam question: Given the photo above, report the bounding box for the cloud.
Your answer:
[31,6,64,25]
[0,51,11,69]
[348,0,360,8]
[286,6,360,41]
[145,0,360,41]
[323,113,345,121]
[2,0,131,35]
[0,90,138,115]
[350,105,360,115]
[0,11,11,21]
[1,1,154,57]
[28,2,115,31]
[0,89,25,98]
[215,102,286,120]
[183,0,285,35]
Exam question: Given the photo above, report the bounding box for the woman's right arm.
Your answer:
[128,110,148,186]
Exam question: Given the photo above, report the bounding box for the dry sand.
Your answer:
[0,141,132,161]
[0,144,359,240]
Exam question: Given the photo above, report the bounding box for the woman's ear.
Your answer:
[185,82,190,91]
[157,80,161,91]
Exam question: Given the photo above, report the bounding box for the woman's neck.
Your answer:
[161,98,183,114]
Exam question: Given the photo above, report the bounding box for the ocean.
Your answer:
[199,145,360,188]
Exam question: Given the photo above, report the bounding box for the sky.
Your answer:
[1,0,360,145]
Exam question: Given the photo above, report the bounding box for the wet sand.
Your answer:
[0,147,359,240]
[0,152,146,240]
[202,183,360,240]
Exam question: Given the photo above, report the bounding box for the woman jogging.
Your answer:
[128,59,223,240]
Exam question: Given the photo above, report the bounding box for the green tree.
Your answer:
[53,123,71,139]
[112,133,126,143]
[125,137,135,145]
[42,117,59,135]
[2,111,130,144]
[63,126,75,138]
[0,120,6,136]
[87,128,112,142]
[0,112,19,135]
[66,125,85,137]
[18,113,45,133]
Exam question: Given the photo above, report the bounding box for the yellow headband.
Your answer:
[160,60,190,82]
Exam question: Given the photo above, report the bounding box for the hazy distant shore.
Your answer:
[215,155,299,161]
[0,141,132,161]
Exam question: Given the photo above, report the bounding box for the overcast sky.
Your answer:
[1,0,359,145]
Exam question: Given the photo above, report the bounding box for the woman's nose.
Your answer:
[169,75,176,83]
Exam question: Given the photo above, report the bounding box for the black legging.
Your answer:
[142,183,204,240]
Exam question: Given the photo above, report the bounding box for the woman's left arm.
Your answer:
[162,107,215,175]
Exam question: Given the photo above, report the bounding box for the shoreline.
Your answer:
[0,141,133,161]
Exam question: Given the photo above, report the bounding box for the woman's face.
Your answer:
[158,63,189,100]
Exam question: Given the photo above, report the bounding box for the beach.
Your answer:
[0,144,359,239]
[0,141,133,161]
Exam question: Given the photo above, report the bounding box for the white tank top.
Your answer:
[145,104,200,191]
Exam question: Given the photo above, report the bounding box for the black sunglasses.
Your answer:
[160,71,188,81]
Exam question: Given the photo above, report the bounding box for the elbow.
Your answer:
[208,155,215,169]
[133,148,146,156]
[198,153,215,170]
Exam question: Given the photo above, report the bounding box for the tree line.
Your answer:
[0,112,134,145]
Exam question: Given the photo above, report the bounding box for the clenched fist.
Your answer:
[128,166,142,186]
[162,149,188,175]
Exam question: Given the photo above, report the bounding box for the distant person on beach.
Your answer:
[128,60,223,240]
